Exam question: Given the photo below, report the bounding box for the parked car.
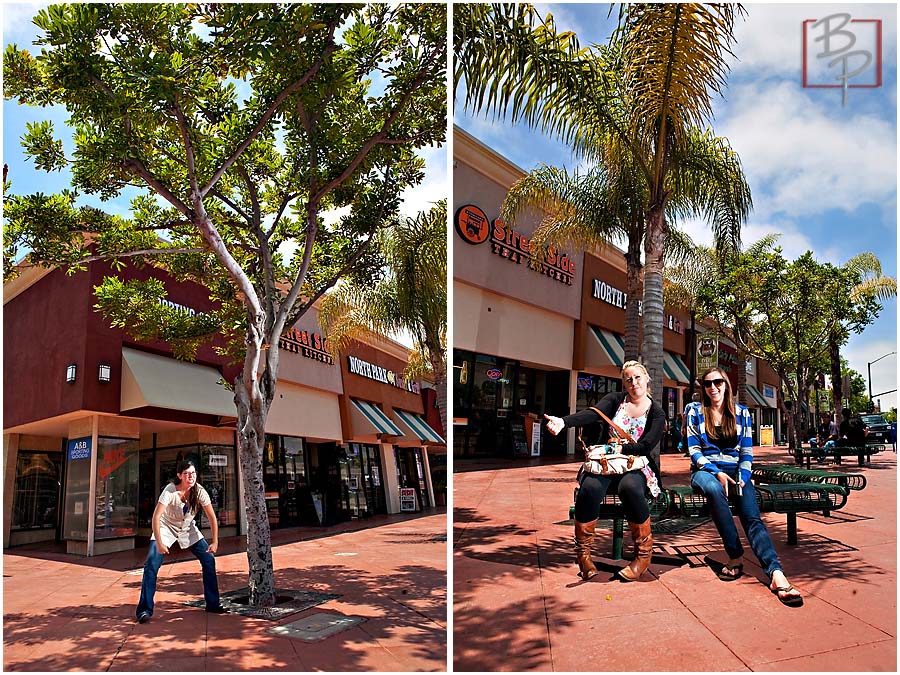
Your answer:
[859,414,892,445]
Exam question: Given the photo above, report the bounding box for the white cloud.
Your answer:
[719,80,896,220]
[399,145,447,218]
[732,4,896,79]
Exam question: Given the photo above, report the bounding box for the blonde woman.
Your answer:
[686,367,802,606]
[545,361,665,582]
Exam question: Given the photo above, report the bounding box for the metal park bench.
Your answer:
[752,464,867,491]
[794,444,884,469]
[667,482,849,545]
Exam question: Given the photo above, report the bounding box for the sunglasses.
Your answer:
[702,378,726,389]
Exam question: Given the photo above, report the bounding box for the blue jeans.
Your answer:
[690,470,782,577]
[136,538,220,618]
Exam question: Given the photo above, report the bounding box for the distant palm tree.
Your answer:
[456,3,747,390]
[830,253,897,412]
[319,201,447,432]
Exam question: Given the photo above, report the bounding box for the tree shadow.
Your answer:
[4,561,446,672]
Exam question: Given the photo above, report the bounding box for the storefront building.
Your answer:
[339,337,443,515]
[4,259,435,555]
[453,127,584,459]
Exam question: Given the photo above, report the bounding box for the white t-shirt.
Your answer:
[152,483,212,549]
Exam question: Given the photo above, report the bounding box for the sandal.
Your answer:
[716,562,743,581]
[770,581,803,607]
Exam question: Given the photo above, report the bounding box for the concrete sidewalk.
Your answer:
[453,446,897,672]
[4,510,447,672]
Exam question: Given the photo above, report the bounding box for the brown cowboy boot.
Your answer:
[617,517,652,582]
[574,519,599,580]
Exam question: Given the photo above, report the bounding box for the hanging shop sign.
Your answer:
[485,368,503,381]
[697,334,719,373]
[279,327,334,365]
[67,437,92,461]
[591,279,683,334]
[347,355,421,394]
[455,204,575,286]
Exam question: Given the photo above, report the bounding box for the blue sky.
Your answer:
[2,3,447,228]
[455,3,898,411]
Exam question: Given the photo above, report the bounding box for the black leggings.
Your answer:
[574,471,650,524]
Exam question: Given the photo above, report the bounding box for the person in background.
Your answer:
[686,367,802,606]
[135,459,225,623]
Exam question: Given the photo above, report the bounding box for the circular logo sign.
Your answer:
[485,368,503,381]
[698,337,717,357]
[455,204,490,245]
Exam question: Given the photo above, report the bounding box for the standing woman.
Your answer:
[545,361,665,582]
[136,459,225,622]
[687,367,802,606]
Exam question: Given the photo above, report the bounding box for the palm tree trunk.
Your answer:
[641,207,666,397]
[624,232,643,361]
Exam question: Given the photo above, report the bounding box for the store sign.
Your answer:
[279,328,334,365]
[592,279,683,334]
[67,437,92,461]
[208,454,228,467]
[347,355,421,394]
[399,487,417,512]
[454,204,576,286]
[158,298,199,317]
[577,376,593,390]
[763,384,776,400]
[98,446,132,480]
[697,334,719,373]
[486,368,503,381]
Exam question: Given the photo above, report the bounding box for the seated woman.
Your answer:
[687,367,802,606]
[545,360,664,582]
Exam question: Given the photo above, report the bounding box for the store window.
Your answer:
[12,452,61,531]
[95,437,139,540]
[576,374,623,445]
[153,444,238,529]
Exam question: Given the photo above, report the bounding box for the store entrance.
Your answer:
[263,436,318,528]
[395,447,429,510]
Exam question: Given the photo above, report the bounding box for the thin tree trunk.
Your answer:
[234,332,277,608]
[641,207,666,398]
[829,334,843,420]
[624,232,643,361]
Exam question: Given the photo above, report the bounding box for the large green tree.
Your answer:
[4,3,446,606]
[456,3,745,395]
[828,254,896,413]
[698,243,883,448]
[318,200,447,432]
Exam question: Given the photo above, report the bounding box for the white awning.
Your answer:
[394,409,444,443]
[663,352,691,383]
[120,347,235,417]
[588,327,625,367]
[350,399,403,436]
[266,381,343,441]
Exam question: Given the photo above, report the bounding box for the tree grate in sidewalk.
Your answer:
[797,510,873,524]
[269,611,366,641]
[182,587,339,620]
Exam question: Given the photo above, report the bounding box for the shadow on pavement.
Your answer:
[4,562,446,672]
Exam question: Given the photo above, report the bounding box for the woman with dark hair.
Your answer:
[545,360,665,582]
[686,367,802,606]
[136,460,225,622]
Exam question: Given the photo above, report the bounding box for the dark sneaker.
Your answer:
[137,612,151,624]
[206,605,227,614]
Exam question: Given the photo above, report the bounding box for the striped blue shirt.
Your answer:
[685,401,753,484]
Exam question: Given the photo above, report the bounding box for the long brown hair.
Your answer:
[173,459,201,515]
[699,367,736,441]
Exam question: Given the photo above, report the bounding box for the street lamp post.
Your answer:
[867,351,896,410]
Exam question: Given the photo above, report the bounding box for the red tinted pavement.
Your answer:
[4,510,447,672]
[454,446,897,672]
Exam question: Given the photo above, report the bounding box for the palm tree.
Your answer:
[319,201,448,432]
[456,3,746,391]
[829,253,897,413]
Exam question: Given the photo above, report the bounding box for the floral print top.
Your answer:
[611,400,648,442]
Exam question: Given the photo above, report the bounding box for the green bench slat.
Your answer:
[752,464,867,491]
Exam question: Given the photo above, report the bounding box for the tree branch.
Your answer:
[200,24,339,198]
[122,157,192,217]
